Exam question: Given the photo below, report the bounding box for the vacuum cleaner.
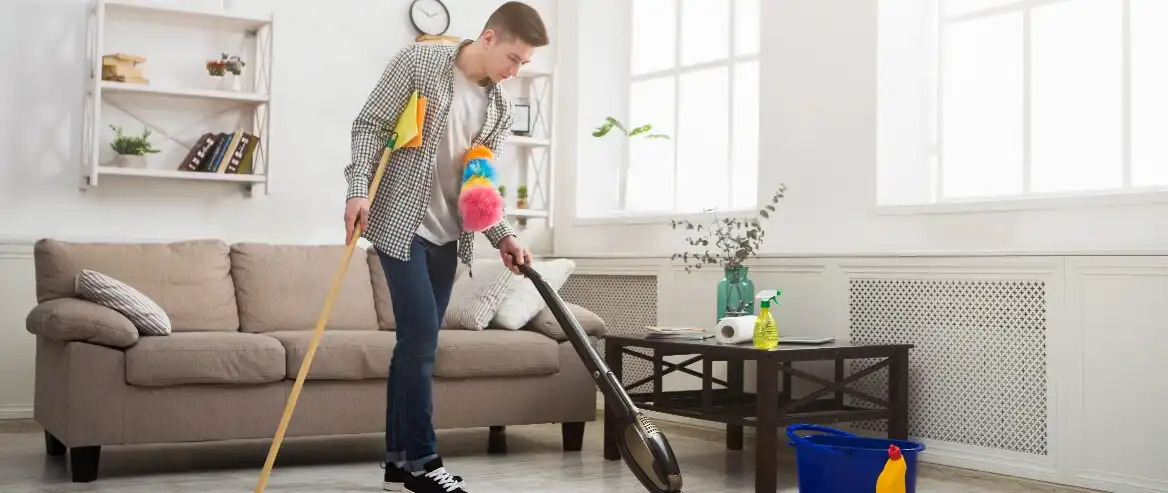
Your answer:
[520,263,684,493]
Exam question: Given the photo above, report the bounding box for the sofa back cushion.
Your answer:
[231,243,378,332]
[33,238,239,332]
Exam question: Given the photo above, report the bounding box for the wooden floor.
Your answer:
[0,418,1089,492]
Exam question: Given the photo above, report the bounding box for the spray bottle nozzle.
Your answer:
[755,289,782,308]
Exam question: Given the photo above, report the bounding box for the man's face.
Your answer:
[482,30,534,82]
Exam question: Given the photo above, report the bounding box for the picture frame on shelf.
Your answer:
[511,102,531,135]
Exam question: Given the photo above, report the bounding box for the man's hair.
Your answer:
[483,1,549,47]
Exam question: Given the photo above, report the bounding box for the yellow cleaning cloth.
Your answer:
[394,90,427,150]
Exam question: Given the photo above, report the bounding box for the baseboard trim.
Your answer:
[0,405,33,420]
[908,439,1062,485]
[1075,470,1168,493]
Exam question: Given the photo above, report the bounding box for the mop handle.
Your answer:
[254,134,397,493]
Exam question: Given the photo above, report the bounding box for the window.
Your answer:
[618,0,760,216]
[877,0,1168,206]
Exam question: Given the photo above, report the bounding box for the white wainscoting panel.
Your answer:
[0,242,36,418]
[1065,257,1168,493]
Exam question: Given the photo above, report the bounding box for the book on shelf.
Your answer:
[177,130,261,174]
[102,53,148,84]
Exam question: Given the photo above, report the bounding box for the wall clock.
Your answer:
[410,0,451,36]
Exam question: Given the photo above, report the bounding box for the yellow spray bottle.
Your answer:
[753,290,780,350]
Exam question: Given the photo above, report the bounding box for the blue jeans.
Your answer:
[376,235,459,472]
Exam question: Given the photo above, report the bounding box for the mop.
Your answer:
[254,88,683,493]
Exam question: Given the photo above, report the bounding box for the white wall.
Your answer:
[0,0,558,417]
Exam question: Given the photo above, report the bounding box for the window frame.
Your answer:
[916,0,1168,210]
[611,0,761,218]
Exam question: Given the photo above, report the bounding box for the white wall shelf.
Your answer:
[99,80,270,103]
[96,166,267,184]
[507,135,551,148]
[102,0,271,32]
[81,0,274,196]
[510,209,550,218]
[505,68,555,232]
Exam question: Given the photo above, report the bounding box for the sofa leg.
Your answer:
[488,426,507,454]
[562,422,585,452]
[70,446,100,483]
[44,431,66,457]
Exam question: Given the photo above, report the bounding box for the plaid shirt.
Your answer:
[346,39,517,269]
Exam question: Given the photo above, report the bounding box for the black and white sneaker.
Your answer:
[403,457,467,493]
[382,461,408,492]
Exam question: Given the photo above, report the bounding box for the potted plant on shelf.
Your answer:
[206,53,245,91]
[516,185,528,209]
[670,185,787,322]
[108,125,160,168]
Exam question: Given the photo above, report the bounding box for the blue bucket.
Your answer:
[786,424,924,493]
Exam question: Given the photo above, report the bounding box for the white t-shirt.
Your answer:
[417,64,488,245]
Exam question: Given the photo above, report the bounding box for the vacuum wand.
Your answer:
[519,264,684,493]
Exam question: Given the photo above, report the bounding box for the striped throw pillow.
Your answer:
[75,269,172,336]
[442,259,516,330]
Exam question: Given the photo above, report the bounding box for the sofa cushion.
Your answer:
[25,297,139,348]
[434,330,559,378]
[366,247,396,330]
[33,238,239,332]
[522,302,608,341]
[231,243,379,333]
[125,332,286,386]
[265,330,395,380]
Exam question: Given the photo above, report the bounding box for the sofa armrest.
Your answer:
[523,302,607,341]
[26,298,139,348]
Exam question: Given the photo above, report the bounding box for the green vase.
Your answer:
[717,265,755,322]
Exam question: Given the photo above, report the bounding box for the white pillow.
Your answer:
[491,258,576,330]
[75,269,172,336]
[443,259,517,330]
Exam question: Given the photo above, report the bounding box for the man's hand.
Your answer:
[498,235,532,274]
[344,197,370,245]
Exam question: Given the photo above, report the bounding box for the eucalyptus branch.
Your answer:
[670,185,787,272]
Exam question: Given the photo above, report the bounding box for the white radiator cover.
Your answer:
[845,278,1049,457]
[559,274,658,392]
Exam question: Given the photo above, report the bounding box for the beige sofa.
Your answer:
[24,238,604,482]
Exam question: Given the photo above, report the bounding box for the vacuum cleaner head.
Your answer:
[617,411,683,492]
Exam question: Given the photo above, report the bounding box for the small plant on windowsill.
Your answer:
[670,185,787,321]
[108,124,160,169]
[592,116,670,140]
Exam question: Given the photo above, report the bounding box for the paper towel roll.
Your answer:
[716,315,757,344]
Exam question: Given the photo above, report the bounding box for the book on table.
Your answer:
[643,326,715,340]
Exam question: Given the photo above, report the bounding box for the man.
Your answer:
[343,3,548,492]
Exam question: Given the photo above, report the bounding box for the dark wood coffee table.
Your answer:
[601,334,912,493]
